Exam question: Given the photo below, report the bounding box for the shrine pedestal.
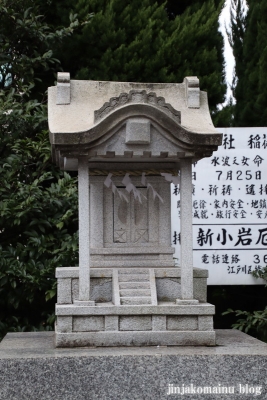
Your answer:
[55,305,215,347]
[1,330,267,399]
[55,267,215,347]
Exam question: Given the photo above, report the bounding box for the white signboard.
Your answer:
[171,128,267,285]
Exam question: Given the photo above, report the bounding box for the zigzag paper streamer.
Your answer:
[161,172,180,185]
[141,173,163,203]
[104,173,129,202]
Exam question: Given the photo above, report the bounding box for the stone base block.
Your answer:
[55,329,215,347]
[176,299,199,305]
[55,303,215,347]
[56,267,209,304]
[1,330,267,400]
[74,300,95,306]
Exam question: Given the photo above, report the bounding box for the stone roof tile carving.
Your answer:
[94,90,181,124]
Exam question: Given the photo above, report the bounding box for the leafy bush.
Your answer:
[222,267,267,342]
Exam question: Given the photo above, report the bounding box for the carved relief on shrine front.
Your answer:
[102,176,162,248]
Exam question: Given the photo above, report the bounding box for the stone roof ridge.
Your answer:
[94,90,181,125]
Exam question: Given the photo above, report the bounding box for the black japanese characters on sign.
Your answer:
[195,225,267,248]
[171,128,267,284]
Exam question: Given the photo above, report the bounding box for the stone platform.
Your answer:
[1,330,267,399]
[56,303,215,347]
[56,267,214,347]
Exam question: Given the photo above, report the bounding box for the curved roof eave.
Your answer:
[50,103,222,149]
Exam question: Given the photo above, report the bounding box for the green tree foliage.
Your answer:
[230,0,267,126]
[212,98,235,127]
[164,0,224,19]
[0,0,79,339]
[51,0,226,119]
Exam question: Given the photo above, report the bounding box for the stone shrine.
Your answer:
[48,74,222,346]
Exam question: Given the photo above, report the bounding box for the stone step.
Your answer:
[120,297,152,305]
[119,289,151,297]
[118,274,150,282]
[118,268,150,275]
[119,282,151,289]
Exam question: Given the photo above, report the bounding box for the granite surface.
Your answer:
[1,330,267,399]
[48,78,219,138]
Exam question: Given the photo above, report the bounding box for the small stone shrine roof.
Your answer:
[48,73,222,171]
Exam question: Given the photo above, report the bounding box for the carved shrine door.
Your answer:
[113,188,149,245]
